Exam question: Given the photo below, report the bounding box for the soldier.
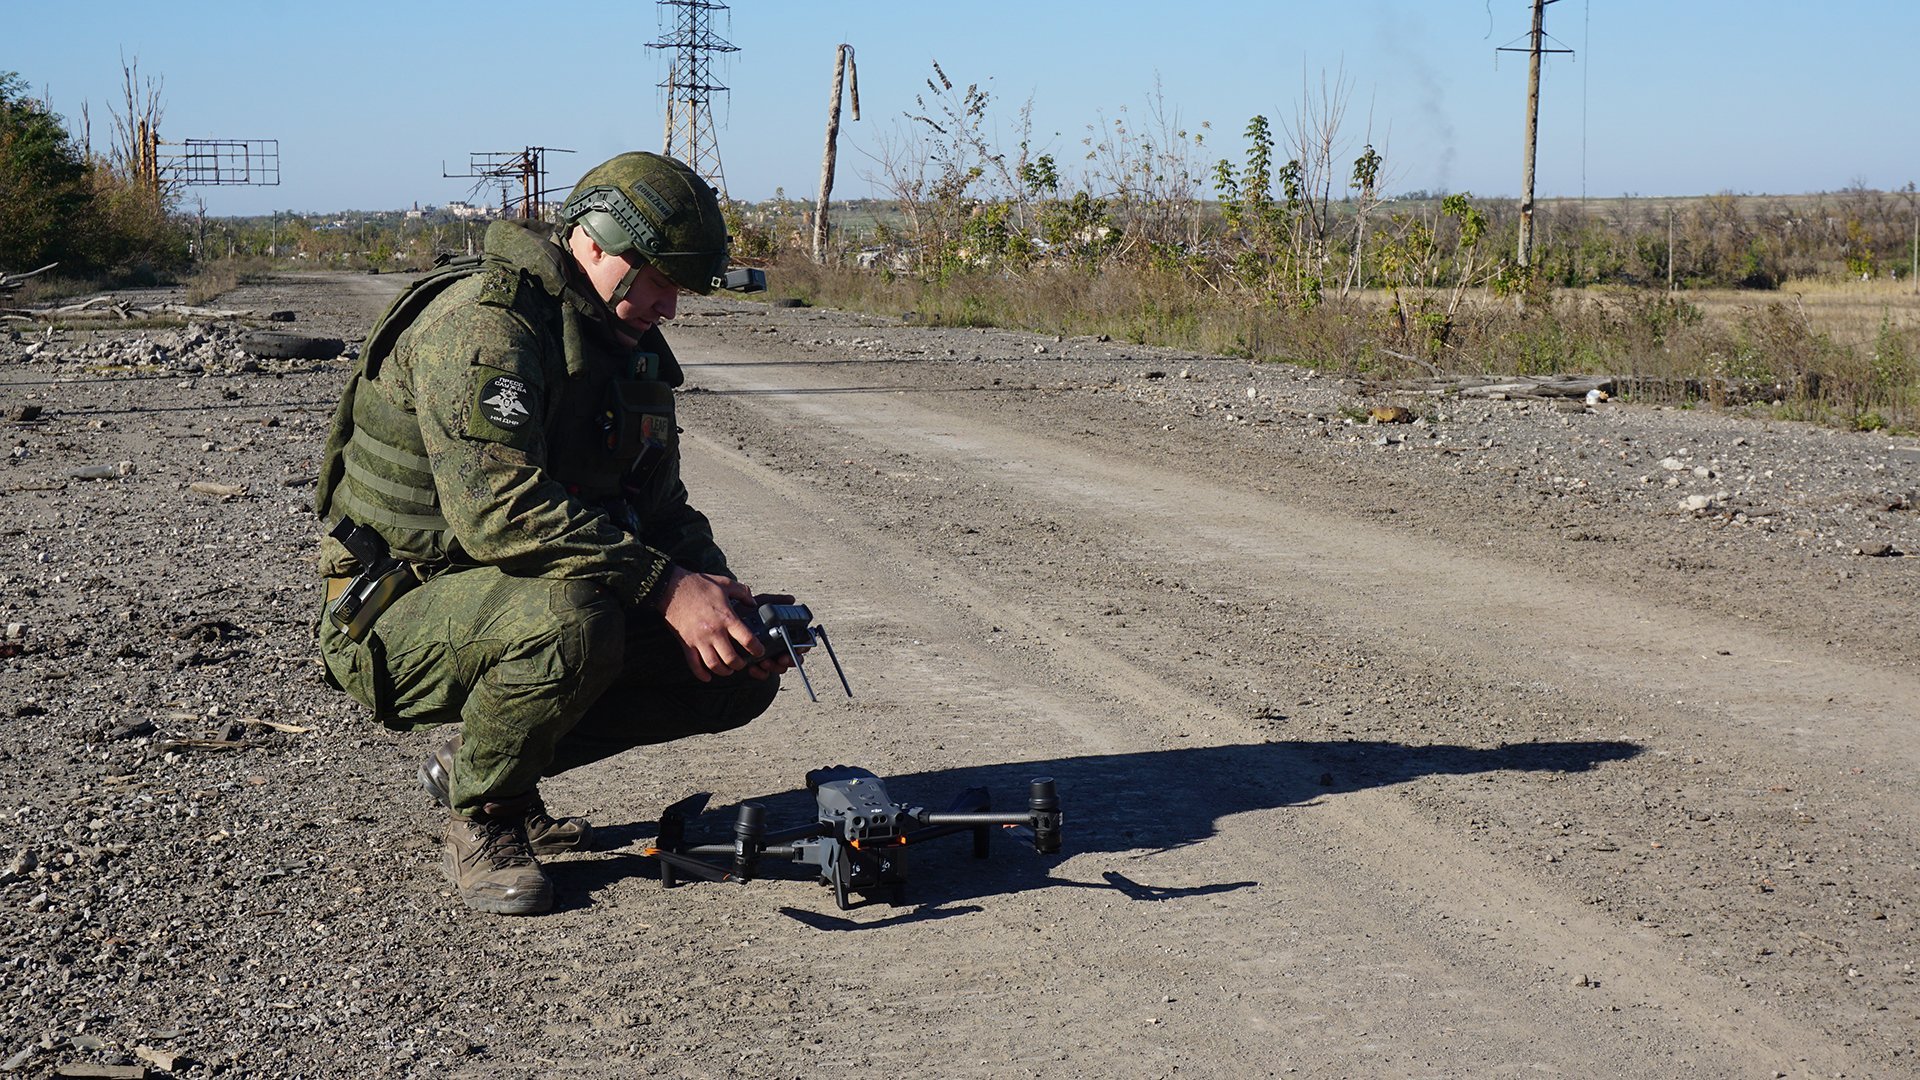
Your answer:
[314,152,788,915]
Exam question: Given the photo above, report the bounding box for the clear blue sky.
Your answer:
[14,1,1918,216]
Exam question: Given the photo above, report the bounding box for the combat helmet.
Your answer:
[560,151,729,295]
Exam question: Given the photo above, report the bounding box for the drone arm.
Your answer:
[646,847,736,883]
[917,777,1061,854]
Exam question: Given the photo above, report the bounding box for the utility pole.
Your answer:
[1906,182,1918,296]
[1667,207,1676,292]
[1498,0,1574,275]
[649,0,738,197]
[813,44,859,265]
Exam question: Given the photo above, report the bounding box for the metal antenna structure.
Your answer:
[138,131,280,196]
[443,147,575,220]
[648,0,738,197]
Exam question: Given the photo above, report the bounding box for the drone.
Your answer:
[644,766,1064,910]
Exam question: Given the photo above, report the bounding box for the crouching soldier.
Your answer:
[315,152,787,915]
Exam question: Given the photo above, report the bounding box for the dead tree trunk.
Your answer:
[812,44,859,265]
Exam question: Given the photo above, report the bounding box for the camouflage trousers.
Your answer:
[318,567,779,812]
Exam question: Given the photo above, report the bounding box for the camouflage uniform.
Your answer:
[316,218,776,813]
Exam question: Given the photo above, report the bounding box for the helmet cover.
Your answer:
[561,152,729,294]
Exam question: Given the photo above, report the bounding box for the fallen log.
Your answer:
[9,295,254,322]
[160,303,253,319]
[1378,374,1614,399]
[0,262,58,293]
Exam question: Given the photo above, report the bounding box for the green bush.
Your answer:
[0,72,90,271]
[0,71,186,277]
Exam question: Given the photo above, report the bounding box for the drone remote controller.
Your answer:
[735,600,851,701]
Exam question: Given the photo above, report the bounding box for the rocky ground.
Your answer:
[0,271,1915,1078]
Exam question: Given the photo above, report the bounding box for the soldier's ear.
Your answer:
[566,226,611,266]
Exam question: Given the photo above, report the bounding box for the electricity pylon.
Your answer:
[648,0,738,197]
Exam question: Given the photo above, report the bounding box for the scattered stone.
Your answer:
[51,1066,147,1079]
[2,848,37,882]
[68,461,134,480]
[107,719,157,741]
[133,1048,182,1072]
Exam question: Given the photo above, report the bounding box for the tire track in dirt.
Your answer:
[690,352,1917,768]
[617,340,1898,1076]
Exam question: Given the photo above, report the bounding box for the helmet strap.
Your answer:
[611,257,647,300]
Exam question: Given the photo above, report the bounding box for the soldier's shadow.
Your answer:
[554,737,1640,915]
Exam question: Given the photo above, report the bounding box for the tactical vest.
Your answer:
[315,240,682,569]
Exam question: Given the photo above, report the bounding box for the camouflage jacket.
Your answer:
[316,219,729,605]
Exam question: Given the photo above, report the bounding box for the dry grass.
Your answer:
[769,256,1920,433]
[1684,278,1920,346]
[184,256,273,306]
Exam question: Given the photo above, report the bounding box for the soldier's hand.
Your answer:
[744,592,798,679]
[653,566,764,680]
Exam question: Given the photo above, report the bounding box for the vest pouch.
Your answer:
[609,378,677,461]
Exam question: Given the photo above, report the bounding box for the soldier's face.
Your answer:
[574,231,681,344]
[608,260,681,343]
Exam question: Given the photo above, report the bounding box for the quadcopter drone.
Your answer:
[645,766,1064,910]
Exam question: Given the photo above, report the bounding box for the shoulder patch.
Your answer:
[478,374,534,430]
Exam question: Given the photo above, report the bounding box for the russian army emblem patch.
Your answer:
[479,375,532,430]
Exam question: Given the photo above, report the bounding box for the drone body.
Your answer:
[648,766,1063,909]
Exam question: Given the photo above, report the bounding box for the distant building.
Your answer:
[445,201,492,221]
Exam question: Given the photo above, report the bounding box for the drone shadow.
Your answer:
[558,738,1640,912]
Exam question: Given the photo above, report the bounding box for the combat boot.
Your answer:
[444,802,553,915]
[419,734,592,855]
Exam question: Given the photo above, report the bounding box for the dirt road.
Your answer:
[2,272,1914,1078]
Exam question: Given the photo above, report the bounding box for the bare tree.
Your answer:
[108,54,166,197]
[1279,65,1354,296]
[1080,79,1209,259]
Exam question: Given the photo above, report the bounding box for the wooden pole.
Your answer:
[1516,0,1546,272]
[813,45,857,265]
[1667,207,1676,293]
